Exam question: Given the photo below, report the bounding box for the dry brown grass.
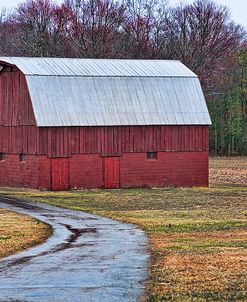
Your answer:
[149,230,247,301]
[0,209,52,258]
[0,156,246,301]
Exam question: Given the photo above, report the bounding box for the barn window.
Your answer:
[147,152,157,159]
[19,154,26,162]
[0,153,6,161]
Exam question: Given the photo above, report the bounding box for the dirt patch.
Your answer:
[210,156,247,186]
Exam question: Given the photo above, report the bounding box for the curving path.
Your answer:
[0,196,149,302]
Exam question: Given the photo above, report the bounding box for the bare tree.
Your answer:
[12,0,67,57]
[0,9,17,56]
[163,0,245,95]
[63,0,126,58]
[121,0,168,58]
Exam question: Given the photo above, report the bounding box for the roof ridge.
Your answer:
[0,57,197,78]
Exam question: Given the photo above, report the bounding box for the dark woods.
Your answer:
[0,0,246,155]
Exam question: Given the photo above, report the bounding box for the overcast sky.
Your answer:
[1,0,247,29]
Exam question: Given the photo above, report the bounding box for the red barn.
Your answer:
[0,57,211,191]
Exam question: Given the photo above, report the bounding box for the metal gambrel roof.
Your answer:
[0,57,211,127]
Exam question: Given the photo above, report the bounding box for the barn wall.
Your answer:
[69,154,103,189]
[0,69,36,126]
[120,151,209,187]
[0,125,209,156]
[0,126,38,154]
[46,125,209,157]
[39,155,51,190]
[0,154,40,188]
[67,151,208,189]
[0,151,208,189]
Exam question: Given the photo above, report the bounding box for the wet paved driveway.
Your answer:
[0,196,149,302]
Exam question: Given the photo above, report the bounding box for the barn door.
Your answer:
[51,158,69,191]
[104,157,120,189]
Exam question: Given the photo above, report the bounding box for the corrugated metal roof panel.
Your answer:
[25,76,211,126]
[0,57,197,77]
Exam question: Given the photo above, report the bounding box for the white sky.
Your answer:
[0,0,247,29]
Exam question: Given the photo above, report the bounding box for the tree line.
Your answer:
[0,0,246,155]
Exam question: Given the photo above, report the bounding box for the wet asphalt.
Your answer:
[0,196,149,302]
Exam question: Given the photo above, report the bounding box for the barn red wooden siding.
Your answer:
[0,69,36,126]
[0,68,210,190]
[0,125,209,156]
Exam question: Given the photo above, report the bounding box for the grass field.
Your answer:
[0,156,246,301]
[0,209,52,258]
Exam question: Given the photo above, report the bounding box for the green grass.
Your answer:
[143,220,247,233]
